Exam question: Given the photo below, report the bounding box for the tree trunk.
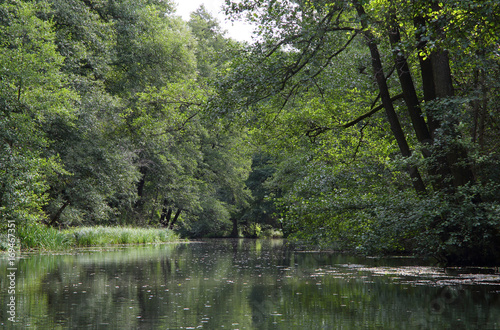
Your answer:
[355,2,427,195]
[414,15,439,133]
[48,200,70,227]
[134,167,147,212]
[414,14,453,190]
[388,22,432,148]
[168,209,182,230]
[431,51,455,98]
[426,17,476,188]
[413,10,468,192]
[477,72,488,149]
[390,15,455,192]
[160,200,173,228]
[230,218,239,238]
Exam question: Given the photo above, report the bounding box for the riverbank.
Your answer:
[0,224,180,251]
[0,224,284,252]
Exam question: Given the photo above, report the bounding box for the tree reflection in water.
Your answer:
[1,239,499,329]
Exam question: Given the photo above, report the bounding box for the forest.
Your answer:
[0,0,499,266]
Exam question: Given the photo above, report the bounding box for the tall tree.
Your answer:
[354,1,426,194]
[38,0,141,226]
[0,0,75,226]
[219,0,500,264]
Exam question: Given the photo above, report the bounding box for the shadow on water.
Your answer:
[1,239,500,329]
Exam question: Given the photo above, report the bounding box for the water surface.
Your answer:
[1,239,500,329]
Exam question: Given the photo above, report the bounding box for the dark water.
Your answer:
[1,239,500,329]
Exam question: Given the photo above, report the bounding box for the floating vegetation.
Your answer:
[308,264,500,287]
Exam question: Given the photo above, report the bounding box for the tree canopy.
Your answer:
[1,0,254,239]
[1,0,499,265]
[217,0,500,265]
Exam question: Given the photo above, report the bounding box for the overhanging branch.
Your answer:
[304,93,404,140]
[342,93,403,128]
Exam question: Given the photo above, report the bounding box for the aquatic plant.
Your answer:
[0,225,180,251]
[15,223,73,250]
[65,226,179,247]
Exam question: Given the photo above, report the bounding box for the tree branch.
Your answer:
[303,93,404,140]
[342,93,403,128]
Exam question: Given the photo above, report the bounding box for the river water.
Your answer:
[1,239,500,329]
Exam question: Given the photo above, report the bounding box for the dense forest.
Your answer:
[1,0,499,265]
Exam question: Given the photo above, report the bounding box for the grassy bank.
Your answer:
[1,224,180,251]
[66,226,179,246]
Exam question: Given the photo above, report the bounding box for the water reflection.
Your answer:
[1,239,500,329]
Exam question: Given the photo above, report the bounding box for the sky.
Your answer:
[174,0,255,42]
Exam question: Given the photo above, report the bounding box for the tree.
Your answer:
[1,0,255,242]
[240,153,279,232]
[188,5,238,80]
[0,0,75,227]
[106,0,195,95]
[34,0,142,227]
[219,0,500,264]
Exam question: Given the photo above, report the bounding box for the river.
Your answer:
[1,239,500,328]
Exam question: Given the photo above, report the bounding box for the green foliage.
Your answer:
[242,222,262,238]
[15,223,73,250]
[0,0,74,226]
[240,153,278,228]
[0,0,257,246]
[180,196,232,238]
[42,0,116,79]
[65,226,179,246]
[0,225,179,250]
[44,83,140,226]
[188,5,240,79]
[260,226,283,238]
[357,184,500,265]
[107,0,196,94]
[218,0,500,265]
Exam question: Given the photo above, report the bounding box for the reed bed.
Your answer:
[1,225,179,251]
[14,224,73,250]
[65,226,179,247]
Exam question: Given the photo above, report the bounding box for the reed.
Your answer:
[0,225,179,251]
[15,223,73,250]
[64,226,179,247]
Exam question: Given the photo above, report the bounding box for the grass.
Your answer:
[0,224,180,251]
[16,224,74,250]
[65,226,179,247]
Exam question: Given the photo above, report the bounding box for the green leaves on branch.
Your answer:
[219,0,500,264]
[0,0,75,226]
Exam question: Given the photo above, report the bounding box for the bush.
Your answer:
[261,226,284,238]
[242,223,262,238]
[358,186,500,266]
